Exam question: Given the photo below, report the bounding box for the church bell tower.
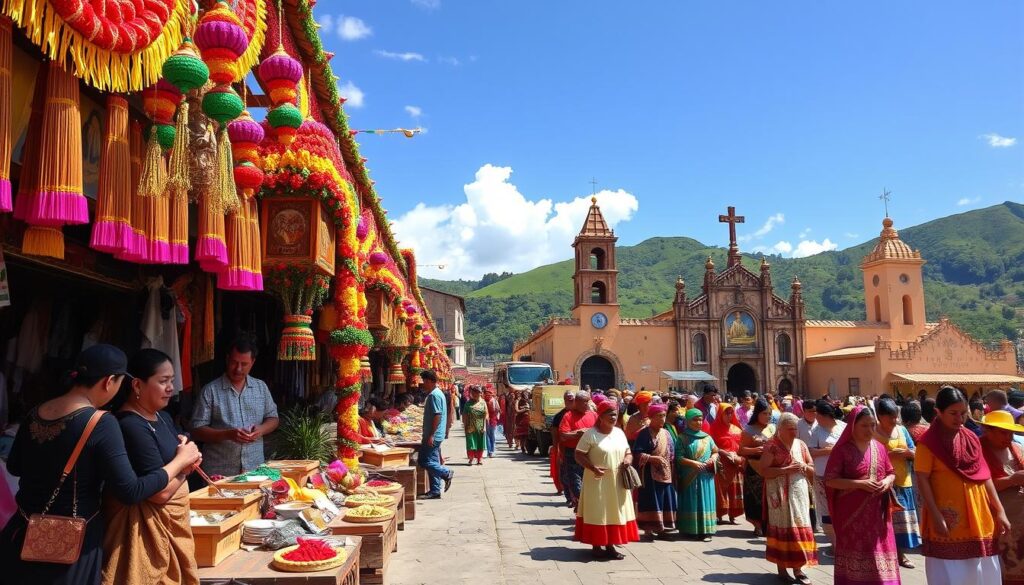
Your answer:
[572,197,619,315]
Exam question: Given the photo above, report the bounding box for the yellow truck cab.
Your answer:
[526,384,578,455]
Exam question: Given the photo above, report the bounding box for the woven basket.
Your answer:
[272,545,347,573]
[360,482,402,495]
[343,509,395,524]
[344,495,394,508]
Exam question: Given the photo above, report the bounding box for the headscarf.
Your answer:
[824,405,870,515]
[920,408,991,482]
[596,400,617,417]
[648,403,668,416]
[709,404,740,451]
[635,391,654,406]
[683,408,708,438]
[592,393,608,405]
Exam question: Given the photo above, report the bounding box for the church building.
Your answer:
[513,199,1023,396]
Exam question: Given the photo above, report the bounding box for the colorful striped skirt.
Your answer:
[892,485,922,550]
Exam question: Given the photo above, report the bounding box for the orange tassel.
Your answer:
[90,96,132,254]
[0,17,11,213]
[21,62,84,258]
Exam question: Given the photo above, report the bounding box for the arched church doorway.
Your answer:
[777,377,793,395]
[580,355,616,391]
[726,363,757,395]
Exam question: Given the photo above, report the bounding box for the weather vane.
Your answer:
[879,188,892,217]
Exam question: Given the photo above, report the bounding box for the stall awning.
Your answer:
[662,371,718,382]
[890,373,1024,385]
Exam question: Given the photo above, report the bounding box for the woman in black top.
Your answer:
[101,349,200,584]
[0,345,200,585]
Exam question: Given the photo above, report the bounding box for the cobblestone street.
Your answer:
[391,428,928,585]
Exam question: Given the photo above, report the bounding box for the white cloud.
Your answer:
[411,0,440,9]
[375,50,426,62]
[798,228,811,239]
[981,133,1017,148]
[437,56,461,66]
[337,81,364,108]
[339,16,372,40]
[738,213,784,242]
[844,232,860,239]
[753,238,837,258]
[792,239,838,258]
[392,164,639,279]
[318,15,372,41]
[404,105,422,119]
[957,196,981,206]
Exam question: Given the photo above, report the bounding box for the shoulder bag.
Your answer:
[620,463,642,490]
[20,409,104,565]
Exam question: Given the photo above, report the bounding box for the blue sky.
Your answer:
[313,1,1024,280]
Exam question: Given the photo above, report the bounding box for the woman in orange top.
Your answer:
[915,386,1011,585]
[625,391,654,441]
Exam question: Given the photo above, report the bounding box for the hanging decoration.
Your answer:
[359,356,372,383]
[259,46,303,106]
[219,196,263,291]
[89,96,132,255]
[0,17,11,213]
[1,0,188,92]
[16,62,85,259]
[115,121,146,262]
[265,265,330,359]
[232,0,268,80]
[229,111,265,198]
[194,0,249,85]
[202,84,244,213]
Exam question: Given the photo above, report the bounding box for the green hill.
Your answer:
[431,202,1024,357]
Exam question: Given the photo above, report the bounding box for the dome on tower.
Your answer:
[862,217,921,263]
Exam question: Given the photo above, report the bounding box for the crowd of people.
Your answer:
[510,383,1024,585]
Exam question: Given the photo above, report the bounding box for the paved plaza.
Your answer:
[391,428,928,585]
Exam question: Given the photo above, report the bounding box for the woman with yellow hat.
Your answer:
[980,409,1024,584]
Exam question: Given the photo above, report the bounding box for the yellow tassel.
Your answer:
[137,131,166,198]
[165,99,190,201]
[235,0,267,83]
[22,225,63,259]
[216,127,239,213]
[1,0,188,93]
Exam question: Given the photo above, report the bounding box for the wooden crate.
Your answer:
[328,501,399,585]
[197,536,361,584]
[191,509,246,568]
[359,447,413,469]
[215,477,273,491]
[190,486,263,521]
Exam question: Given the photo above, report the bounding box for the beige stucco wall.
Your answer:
[805,324,891,356]
[515,305,677,391]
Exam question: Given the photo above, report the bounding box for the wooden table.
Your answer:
[328,499,399,585]
[197,537,361,585]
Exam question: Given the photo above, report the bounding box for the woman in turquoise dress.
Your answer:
[675,408,719,541]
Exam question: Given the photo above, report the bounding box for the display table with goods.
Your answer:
[197,535,361,585]
[381,408,422,445]
[327,484,403,585]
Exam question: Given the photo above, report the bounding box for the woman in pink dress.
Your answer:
[824,405,902,585]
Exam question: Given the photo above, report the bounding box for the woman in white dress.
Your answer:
[574,399,639,560]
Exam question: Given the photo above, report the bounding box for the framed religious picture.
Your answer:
[724,310,756,347]
[261,198,336,275]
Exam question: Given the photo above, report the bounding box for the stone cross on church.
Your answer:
[719,206,745,268]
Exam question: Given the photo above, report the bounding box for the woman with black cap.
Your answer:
[0,344,202,585]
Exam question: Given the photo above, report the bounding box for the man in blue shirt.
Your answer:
[419,370,454,499]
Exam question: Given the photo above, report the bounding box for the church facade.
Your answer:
[513,200,1023,396]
